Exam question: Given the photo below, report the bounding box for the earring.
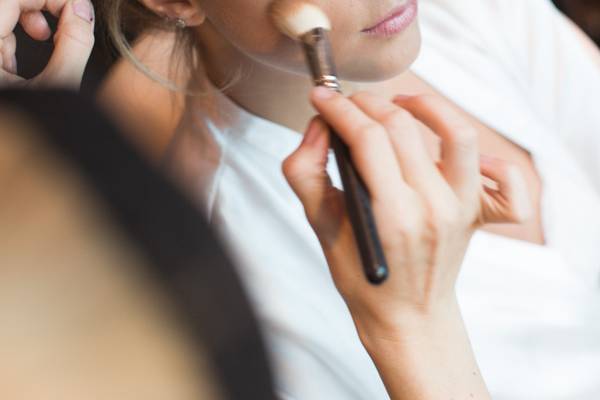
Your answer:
[175,17,187,29]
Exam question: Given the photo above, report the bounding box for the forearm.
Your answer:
[358,300,490,400]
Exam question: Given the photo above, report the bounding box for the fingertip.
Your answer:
[507,165,533,223]
[480,155,517,181]
[302,117,322,146]
[284,118,329,181]
[513,198,533,223]
[281,152,298,182]
[72,0,95,24]
[310,86,337,104]
[39,26,52,41]
[480,156,533,224]
[20,12,52,41]
[302,117,329,147]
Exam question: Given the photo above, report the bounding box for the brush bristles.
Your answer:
[270,1,331,40]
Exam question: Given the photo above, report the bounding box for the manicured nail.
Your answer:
[73,0,94,22]
[312,86,336,100]
[302,119,322,146]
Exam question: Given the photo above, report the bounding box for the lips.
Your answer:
[361,0,418,37]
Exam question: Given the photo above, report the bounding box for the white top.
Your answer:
[167,1,600,399]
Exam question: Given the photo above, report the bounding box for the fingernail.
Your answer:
[302,119,322,146]
[312,86,336,100]
[73,0,94,23]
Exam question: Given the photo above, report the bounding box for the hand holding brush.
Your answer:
[271,0,389,284]
[283,87,530,400]
[273,3,530,397]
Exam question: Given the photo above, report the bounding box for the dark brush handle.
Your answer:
[302,28,389,284]
[329,132,389,285]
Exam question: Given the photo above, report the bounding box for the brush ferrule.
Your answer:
[301,28,341,92]
[314,75,340,90]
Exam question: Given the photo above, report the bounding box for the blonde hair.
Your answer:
[99,0,204,92]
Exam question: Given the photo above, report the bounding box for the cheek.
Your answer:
[333,22,422,81]
[200,0,422,82]
[201,0,285,54]
[200,1,313,75]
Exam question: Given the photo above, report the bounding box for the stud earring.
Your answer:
[175,17,187,29]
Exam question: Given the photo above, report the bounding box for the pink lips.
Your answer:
[361,0,418,37]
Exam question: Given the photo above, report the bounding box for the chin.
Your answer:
[245,22,421,83]
[337,23,422,83]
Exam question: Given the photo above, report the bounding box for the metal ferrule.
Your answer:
[301,28,342,92]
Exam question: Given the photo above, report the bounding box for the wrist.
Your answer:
[354,298,490,400]
[355,296,463,355]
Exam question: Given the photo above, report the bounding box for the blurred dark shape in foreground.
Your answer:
[555,0,600,44]
[0,90,277,400]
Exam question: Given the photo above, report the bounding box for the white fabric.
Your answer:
[167,1,600,398]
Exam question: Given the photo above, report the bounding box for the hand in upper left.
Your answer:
[0,0,95,89]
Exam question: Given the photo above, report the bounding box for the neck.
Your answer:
[216,58,317,134]
[196,24,372,134]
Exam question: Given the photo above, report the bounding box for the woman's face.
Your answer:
[197,0,421,82]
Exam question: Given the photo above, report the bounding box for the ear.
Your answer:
[139,0,206,27]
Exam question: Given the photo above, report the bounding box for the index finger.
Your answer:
[310,86,411,204]
[20,11,52,41]
[0,0,63,37]
[394,95,480,202]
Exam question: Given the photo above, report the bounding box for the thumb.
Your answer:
[478,155,532,225]
[38,0,95,89]
[283,117,345,235]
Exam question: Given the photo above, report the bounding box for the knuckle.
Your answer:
[502,162,521,178]
[401,219,440,253]
[349,91,372,103]
[422,193,468,235]
[410,94,431,106]
[463,203,480,225]
[399,218,423,239]
[431,207,462,235]
[381,108,413,132]
[354,122,385,143]
[449,124,478,148]
[333,97,357,116]
[405,93,437,109]
[492,160,512,178]
[489,158,519,181]
[391,204,426,240]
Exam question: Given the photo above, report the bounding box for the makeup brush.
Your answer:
[270,1,389,285]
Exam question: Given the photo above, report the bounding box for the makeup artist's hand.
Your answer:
[283,88,529,399]
[0,0,95,89]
